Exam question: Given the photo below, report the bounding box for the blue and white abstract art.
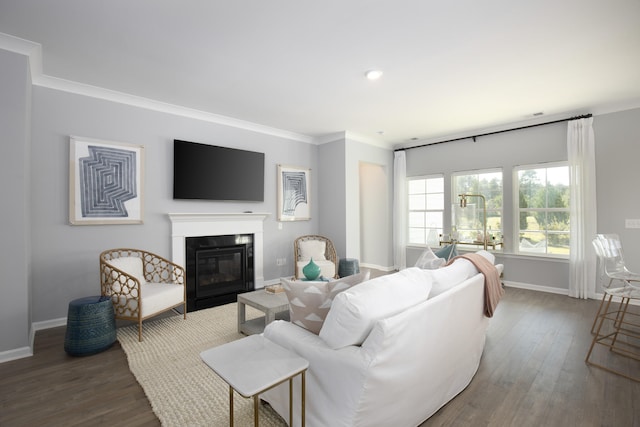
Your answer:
[277,165,310,221]
[70,137,144,224]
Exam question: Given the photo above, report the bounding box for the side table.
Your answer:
[201,335,308,426]
[237,289,290,335]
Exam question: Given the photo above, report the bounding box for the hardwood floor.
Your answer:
[1,287,638,427]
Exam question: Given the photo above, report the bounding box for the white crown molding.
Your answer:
[0,32,316,145]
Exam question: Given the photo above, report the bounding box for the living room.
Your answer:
[1,1,640,423]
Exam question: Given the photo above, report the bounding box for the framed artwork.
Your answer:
[69,136,144,225]
[277,164,310,221]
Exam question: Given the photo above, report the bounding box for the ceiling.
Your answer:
[1,0,639,148]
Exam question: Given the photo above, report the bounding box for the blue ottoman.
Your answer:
[338,258,360,278]
[64,296,116,356]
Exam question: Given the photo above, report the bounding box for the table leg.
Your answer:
[229,386,234,427]
[254,395,259,426]
[301,370,306,427]
[289,377,293,426]
[237,301,246,333]
[265,308,275,327]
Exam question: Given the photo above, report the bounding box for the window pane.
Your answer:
[409,212,425,227]
[409,195,425,210]
[425,212,443,228]
[409,228,425,245]
[408,179,425,194]
[548,232,570,254]
[519,232,547,253]
[426,177,444,193]
[518,168,544,208]
[426,193,444,210]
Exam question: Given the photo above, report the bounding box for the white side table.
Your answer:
[201,335,308,426]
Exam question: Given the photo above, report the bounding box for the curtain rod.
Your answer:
[394,113,593,152]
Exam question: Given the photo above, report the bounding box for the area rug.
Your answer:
[117,303,287,426]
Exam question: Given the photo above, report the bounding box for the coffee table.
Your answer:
[200,335,308,426]
[237,289,290,335]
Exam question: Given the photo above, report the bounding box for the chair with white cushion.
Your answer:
[294,235,339,280]
[100,248,186,341]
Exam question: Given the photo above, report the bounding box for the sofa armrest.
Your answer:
[263,321,371,426]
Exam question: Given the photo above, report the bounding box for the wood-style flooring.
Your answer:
[1,287,638,427]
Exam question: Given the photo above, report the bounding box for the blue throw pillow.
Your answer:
[434,244,457,261]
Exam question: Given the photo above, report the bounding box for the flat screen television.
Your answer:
[173,140,265,201]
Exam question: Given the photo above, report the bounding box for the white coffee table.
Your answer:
[200,335,308,426]
[237,289,290,335]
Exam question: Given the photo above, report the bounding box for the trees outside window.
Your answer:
[516,163,570,256]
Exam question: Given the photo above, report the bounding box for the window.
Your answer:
[452,169,503,245]
[408,175,444,246]
[515,163,570,256]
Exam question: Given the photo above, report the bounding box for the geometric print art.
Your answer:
[281,171,307,216]
[79,145,137,217]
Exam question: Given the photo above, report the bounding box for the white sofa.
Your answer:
[262,253,503,427]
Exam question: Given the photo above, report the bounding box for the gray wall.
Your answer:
[0,50,32,354]
[405,107,640,292]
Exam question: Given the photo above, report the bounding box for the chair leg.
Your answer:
[138,320,143,342]
[591,293,608,334]
[183,302,187,320]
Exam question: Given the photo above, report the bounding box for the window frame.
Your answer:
[513,161,570,258]
[407,174,445,247]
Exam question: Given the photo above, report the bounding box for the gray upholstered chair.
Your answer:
[294,235,339,279]
[100,248,186,341]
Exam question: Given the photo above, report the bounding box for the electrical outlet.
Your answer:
[276,258,287,266]
[625,219,640,229]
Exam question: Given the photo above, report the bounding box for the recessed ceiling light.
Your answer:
[365,69,383,80]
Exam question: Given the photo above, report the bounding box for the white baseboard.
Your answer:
[0,346,33,364]
[359,262,395,272]
[502,280,569,296]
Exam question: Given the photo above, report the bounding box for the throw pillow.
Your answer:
[319,267,432,349]
[414,246,445,269]
[298,239,327,261]
[434,244,458,261]
[282,271,370,334]
[426,250,496,298]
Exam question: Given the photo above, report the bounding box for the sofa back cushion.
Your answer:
[110,256,146,285]
[282,271,370,334]
[319,267,432,349]
[425,250,495,298]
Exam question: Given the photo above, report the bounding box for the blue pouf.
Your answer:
[64,296,116,356]
[339,258,360,278]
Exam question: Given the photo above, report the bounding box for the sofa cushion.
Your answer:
[283,271,370,334]
[298,239,327,261]
[319,267,432,349]
[426,250,495,298]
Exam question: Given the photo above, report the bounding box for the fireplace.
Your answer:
[168,212,269,311]
[186,234,254,311]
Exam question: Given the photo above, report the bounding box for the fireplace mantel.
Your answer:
[168,212,269,288]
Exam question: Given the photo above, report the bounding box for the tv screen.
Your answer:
[173,140,265,201]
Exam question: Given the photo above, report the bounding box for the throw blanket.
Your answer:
[447,254,504,317]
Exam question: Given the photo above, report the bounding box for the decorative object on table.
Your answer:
[434,244,458,262]
[294,234,339,279]
[265,284,285,294]
[338,258,360,277]
[64,295,116,356]
[277,164,310,221]
[303,258,322,280]
[456,193,488,250]
[69,136,144,225]
[100,248,186,341]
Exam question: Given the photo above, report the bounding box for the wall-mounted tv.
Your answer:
[173,140,265,202]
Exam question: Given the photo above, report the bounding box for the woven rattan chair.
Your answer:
[294,235,339,279]
[100,248,186,341]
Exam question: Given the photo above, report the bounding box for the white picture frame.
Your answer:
[277,164,310,221]
[69,136,144,225]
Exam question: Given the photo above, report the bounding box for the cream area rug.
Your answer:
[117,303,287,426]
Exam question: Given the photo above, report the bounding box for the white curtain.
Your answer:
[568,117,597,299]
[393,151,407,271]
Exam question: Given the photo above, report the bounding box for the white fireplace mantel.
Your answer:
[168,212,270,288]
